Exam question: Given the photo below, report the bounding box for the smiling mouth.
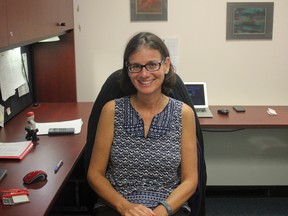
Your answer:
[139,80,153,85]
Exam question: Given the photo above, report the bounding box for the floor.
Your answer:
[49,197,288,216]
[48,187,288,216]
[206,197,288,216]
[205,187,288,216]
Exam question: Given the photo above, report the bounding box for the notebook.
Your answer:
[0,141,33,160]
[184,82,213,118]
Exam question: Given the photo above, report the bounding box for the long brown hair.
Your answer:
[120,32,176,95]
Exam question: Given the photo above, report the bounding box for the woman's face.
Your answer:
[128,47,170,96]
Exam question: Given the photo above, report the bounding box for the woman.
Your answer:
[87,32,198,216]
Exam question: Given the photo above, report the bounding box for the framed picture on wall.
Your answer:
[130,0,167,22]
[226,2,274,40]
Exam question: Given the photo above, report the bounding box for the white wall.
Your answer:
[74,0,288,105]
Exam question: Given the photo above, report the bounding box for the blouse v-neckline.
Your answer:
[124,96,173,138]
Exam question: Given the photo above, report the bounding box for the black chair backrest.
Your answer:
[84,69,207,215]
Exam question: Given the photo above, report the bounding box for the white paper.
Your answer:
[267,108,277,116]
[12,195,30,204]
[0,48,26,101]
[17,82,30,97]
[163,37,179,71]
[0,104,4,127]
[36,118,83,135]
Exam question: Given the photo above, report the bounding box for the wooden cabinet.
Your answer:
[0,0,8,47]
[1,0,76,102]
[6,0,56,45]
[1,0,74,50]
[31,31,77,102]
[57,0,74,31]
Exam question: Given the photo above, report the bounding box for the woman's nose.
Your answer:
[139,67,150,76]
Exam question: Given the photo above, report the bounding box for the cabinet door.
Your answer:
[0,0,8,48]
[57,0,74,31]
[32,31,76,102]
[6,0,59,45]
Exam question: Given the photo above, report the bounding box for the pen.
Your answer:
[54,160,63,173]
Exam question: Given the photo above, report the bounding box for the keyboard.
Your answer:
[196,108,207,113]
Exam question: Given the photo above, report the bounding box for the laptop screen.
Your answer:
[184,82,208,108]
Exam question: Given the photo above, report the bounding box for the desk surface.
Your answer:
[202,106,288,186]
[0,103,92,216]
[1,103,287,214]
[200,106,288,128]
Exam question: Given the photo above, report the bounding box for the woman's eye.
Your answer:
[147,63,157,68]
[131,64,141,69]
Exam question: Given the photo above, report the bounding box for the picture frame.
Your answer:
[130,0,167,22]
[226,2,274,40]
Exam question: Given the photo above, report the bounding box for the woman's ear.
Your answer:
[164,57,171,74]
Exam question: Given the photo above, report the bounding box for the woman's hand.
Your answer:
[123,204,156,216]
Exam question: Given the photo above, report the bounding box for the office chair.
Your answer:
[84,69,207,216]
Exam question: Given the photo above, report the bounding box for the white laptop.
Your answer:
[184,82,213,118]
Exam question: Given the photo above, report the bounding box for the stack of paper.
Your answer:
[36,118,83,135]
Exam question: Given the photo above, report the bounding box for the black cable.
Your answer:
[202,128,246,133]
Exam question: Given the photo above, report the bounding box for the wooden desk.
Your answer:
[200,106,288,186]
[0,103,93,216]
[200,106,288,128]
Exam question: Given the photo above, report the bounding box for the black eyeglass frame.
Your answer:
[126,59,166,73]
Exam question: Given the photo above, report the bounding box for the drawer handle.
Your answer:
[58,22,66,27]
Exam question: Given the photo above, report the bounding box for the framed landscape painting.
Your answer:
[130,0,168,21]
[226,2,274,40]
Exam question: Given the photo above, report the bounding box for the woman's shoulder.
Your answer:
[168,97,194,116]
[103,96,130,112]
[182,102,195,120]
[169,97,189,108]
[169,97,182,105]
[102,100,116,114]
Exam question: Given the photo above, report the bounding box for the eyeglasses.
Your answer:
[127,59,165,73]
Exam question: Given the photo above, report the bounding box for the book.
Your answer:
[0,141,33,160]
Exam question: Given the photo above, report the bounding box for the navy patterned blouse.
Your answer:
[106,96,183,208]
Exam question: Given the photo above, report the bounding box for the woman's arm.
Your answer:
[154,103,198,216]
[87,100,155,216]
